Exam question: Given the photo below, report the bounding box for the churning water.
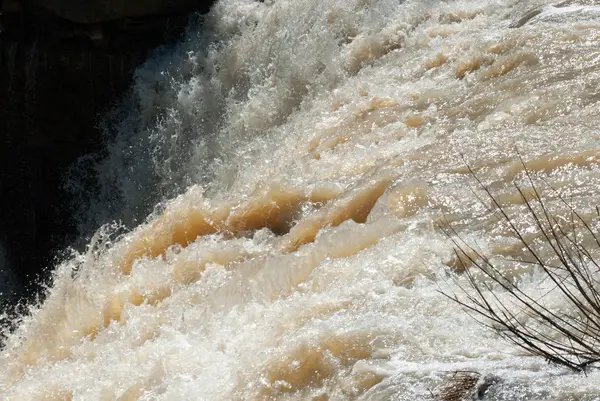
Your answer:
[4,0,600,399]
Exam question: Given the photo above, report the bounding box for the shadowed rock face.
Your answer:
[0,1,215,302]
[4,0,212,24]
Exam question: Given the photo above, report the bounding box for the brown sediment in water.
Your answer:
[345,30,404,75]
[4,170,400,380]
[119,185,313,275]
[424,53,448,70]
[504,150,600,179]
[277,173,395,252]
[310,97,403,159]
[255,333,379,398]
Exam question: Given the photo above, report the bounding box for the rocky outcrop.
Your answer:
[435,372,500,401]
[3,0,212,24]
[0,0,215,301]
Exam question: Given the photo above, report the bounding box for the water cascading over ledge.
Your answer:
[3,0,600,399]
[0,0,216,300]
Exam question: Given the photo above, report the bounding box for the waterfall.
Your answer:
[4,0,600,399]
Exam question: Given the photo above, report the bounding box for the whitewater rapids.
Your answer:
[3,0,600,399]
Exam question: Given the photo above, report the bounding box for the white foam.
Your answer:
[4,0,600,399]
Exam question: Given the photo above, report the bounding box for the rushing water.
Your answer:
[4,0,600,399]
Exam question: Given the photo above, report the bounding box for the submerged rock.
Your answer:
[510,0,600,28]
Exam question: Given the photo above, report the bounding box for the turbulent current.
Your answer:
[4,0,600,399]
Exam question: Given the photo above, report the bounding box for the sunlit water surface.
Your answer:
[3,0,600,399]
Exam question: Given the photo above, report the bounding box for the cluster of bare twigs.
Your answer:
[443,163,600,373]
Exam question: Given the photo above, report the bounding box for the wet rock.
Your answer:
[509,8,543,28]
[510,1,600,28]
[436,371,500,401]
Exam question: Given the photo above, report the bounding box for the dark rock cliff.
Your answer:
[0,0,215,301]
[16,0,207,24]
